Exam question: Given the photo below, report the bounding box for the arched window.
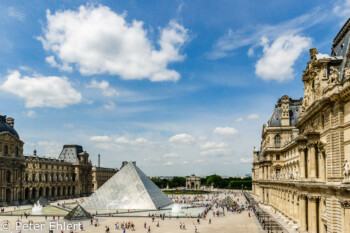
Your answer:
[6,171,11,183]
[4,145,8,156]
[274,134,281,147]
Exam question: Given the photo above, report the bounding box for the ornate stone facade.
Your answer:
[92,166,118,192]
[0,115,114,206]
[252,19,350,233]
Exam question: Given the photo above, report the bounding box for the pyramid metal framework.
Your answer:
[221,197,237,207]
[82,162,173,210]
[64,204,92,220]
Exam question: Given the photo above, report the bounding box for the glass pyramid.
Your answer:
[82,162,173,210]
[64,204,92,220]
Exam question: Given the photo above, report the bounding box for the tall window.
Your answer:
[276,154,280,160]
[274,134,281,147]
[15,147,19,157]
[4,145,8,156]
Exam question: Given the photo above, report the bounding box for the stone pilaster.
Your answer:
[299,147,306,179]
[308,195,319,233]
[299,194,307,232]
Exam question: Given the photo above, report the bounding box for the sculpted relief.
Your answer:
[328,66,340,84]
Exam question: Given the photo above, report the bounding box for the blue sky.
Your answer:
[0,0,349,176]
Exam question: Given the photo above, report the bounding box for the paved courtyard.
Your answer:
[0,193,264,233]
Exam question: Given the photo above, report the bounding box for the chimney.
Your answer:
[6,117,14,128]
[98,154,100,167]
[132,161,136,166]
[34,149,37,156]
[121,161,128,168]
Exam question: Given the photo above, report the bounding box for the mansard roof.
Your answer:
[58,144,84,163]
[267,96,303,127]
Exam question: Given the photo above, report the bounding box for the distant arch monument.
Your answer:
[186,175,201,190]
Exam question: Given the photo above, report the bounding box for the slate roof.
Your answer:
[267,97,303,127]
[0,115,19,138]
[58,145,83,163]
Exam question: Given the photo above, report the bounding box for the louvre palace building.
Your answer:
[0,115,117,207]
[252,19,350,233]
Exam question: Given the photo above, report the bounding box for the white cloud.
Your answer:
[104,101,116,110]
[37,141,61,157]
[45,55,72,72]
[26,110,36,118]
[240,157,252,163]
[236,117,243,122]
[164,161,174,166]
[0,71,82,108]
[115,137,129,144]
[38,5,188,81]
[90,136,111,142]
[194,160,204,164]
[163,153,179,158]
[115,136,148,145]
[213,127,238,136]
[8,7,25,21]
[200,141,226,150]
[134,137,148,143]
[207,9,323,60]
[168,134,195,144]
[255,35,311,81]
[182,161,189,164]
[200,148,226,156]
[333,0,350,19]
[247,114,259,119]
[87,80,119,97]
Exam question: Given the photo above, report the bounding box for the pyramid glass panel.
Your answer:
[82,162,173,210]
[65,204,92,220]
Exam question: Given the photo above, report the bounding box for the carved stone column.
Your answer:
[299,147,306,179]
[308,143,317,179]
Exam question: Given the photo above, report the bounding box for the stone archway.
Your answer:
[57,187,61,197]
[25,188,30,200]
[68,187,71,196]
[72,186,75,195]
[39,187,43,197]
[32,188,36,199]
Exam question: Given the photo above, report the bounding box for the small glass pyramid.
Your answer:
[64,204,92,220]
[82,162,173,210]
